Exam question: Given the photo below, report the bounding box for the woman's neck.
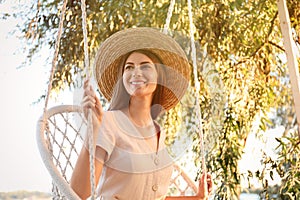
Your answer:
[128,97,153,127]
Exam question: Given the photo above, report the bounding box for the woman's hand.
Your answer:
[197,172,213,200]
[70,79,104,199]
[81,79,103,128]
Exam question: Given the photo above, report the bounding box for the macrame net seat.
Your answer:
[36,105,197,199]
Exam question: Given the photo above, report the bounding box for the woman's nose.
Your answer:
[132,66,142,77]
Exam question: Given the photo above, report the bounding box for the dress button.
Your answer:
[154,157,159,165]
[152,184,158,191]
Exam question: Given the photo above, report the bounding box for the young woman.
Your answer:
[70,27,213,200]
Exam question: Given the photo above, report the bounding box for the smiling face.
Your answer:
[122,52,158,98]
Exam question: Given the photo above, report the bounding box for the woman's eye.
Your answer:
[141,64,153,70]
[124,65,134,70]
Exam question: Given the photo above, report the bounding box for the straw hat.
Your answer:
[94,27,190,111]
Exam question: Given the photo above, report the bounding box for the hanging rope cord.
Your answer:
[80,0,97,199]
[40,0,96,198]
[41,0,68,120]
[41,0,204,197]
[187,0,206,175]
[163,0,206,181]
[163,0,176,34]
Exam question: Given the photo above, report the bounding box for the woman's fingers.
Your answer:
[197,172,213,198]
[206,174,213,194]
[81,80,103,123]
[83,78,90,89]
[83,85,95,97]
[82,95,96,105]
[94,96,103,116]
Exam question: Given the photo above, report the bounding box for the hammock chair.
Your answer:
[36,0,206,199]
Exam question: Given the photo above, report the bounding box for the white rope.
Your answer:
[81,0,90,77]
[162,0,206,176]
[187,0,206,174]
[80,0,96,199]
[42,0,68,120]
[40,0,203,198]
[163,0,176,34]
[39,0,81,197]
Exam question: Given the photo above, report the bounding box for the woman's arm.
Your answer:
[70,79,105,199]
[70,146,106,199]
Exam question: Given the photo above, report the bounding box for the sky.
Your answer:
[0,0,286,194]
[0,0,55,192]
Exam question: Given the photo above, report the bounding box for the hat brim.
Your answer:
[94,27,190,111]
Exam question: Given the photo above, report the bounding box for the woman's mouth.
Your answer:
[130,81,146,85]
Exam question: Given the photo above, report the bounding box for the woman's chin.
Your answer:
[128,86,156,97]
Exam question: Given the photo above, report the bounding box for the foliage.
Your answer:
[277,132,300,199]
[247,130,300,200]
[23,0,181,93]
[14,0,300,199]
[191,0,283,198]
[287,0,300,44]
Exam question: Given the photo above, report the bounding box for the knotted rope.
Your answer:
[40,0,96,198]
[41,0,205,197]
[163,0,206,177]
[80,0,96,199]
[163,0,206,180]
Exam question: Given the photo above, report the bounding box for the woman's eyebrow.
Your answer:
[140,61,153,65]
[125,61,153,65]
[125,62,134,65]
